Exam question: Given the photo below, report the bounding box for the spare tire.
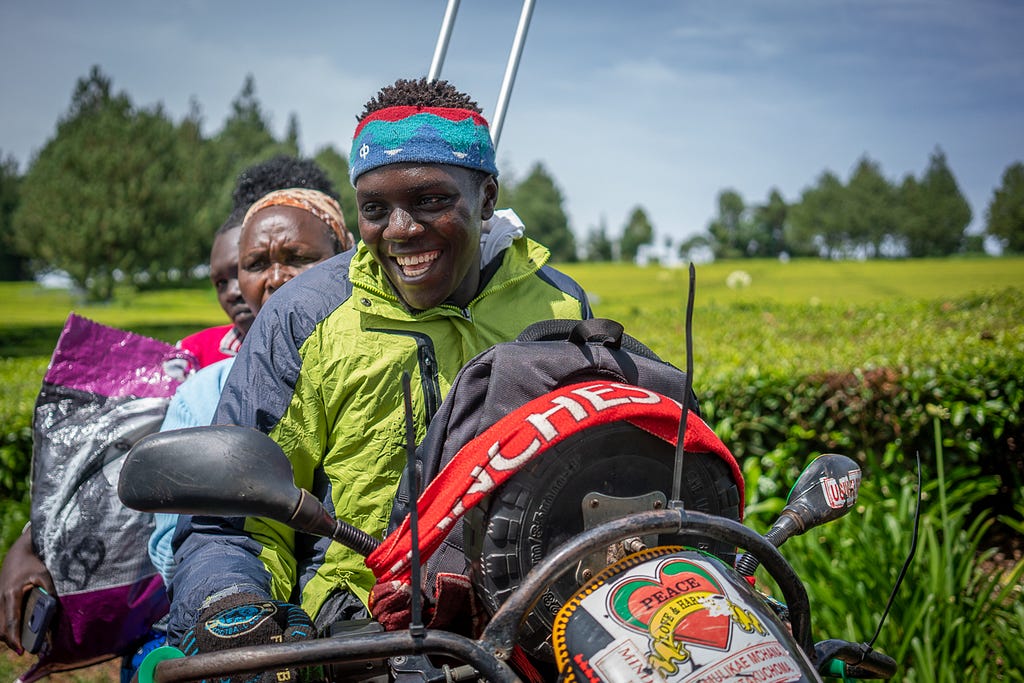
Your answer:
[464,421,741,661]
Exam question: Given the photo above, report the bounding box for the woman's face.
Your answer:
[209,225,254,335]
[238,205,339,315]
[355,163,497,311]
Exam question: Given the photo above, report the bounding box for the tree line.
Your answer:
[684,154,1023,261]
[1,67,1022,300]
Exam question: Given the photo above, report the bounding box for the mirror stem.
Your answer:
[288,488,380,557]
[736,512,801,577]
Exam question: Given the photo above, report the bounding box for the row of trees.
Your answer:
[1,67,314,298]
[687,152,1005,261]
[2,67,1023,300]
[582,154,1024,263]
[0,67,595,298]
[495,167,656,263]
[709,157,1020,260]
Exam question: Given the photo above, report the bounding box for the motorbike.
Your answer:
[118,417,900,683]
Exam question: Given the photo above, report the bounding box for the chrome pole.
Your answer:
[490,0,536,149]
[428,0,461,81]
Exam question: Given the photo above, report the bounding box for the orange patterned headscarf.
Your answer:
[243,188,353,250]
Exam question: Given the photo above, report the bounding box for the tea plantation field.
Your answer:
[1,256,1022,680]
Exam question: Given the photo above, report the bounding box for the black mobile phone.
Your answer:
[21,586,58,655]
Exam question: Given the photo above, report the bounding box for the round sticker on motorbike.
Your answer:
[552,547,817,683]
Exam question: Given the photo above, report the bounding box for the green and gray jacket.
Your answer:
[167,236,590,641]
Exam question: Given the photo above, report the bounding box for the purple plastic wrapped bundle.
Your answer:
[23,314,195,680]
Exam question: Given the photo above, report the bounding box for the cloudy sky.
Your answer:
[2,0,1021,247]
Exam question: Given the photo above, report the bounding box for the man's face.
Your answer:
[356,163,497,311]
[209,225,253,335]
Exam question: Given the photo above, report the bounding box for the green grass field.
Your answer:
[563,256,1024,380]
[561,255,1023,306]
[4,256,1020,325]
[2,257,1022,416]
[3,256,1021,360]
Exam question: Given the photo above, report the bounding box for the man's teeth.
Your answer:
[396,252,438,266]
[396,251,439,275]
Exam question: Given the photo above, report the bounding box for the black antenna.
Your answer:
[402,372,425,637]
[671,262,697,503]
[866,451,922,649]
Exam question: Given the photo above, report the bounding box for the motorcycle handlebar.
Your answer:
[144,630,522,683]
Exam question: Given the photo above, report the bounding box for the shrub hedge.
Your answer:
[690,291,1024,530]
[702,350,1023,523]
[0,357,46,553]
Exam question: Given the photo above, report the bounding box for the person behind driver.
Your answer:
[0,160,350,683]
[167,77,592,655]
[148,187,353,586]
[177,154,345,368]
[0,156,338,662]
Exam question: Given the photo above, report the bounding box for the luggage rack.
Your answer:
[427,0,537,150]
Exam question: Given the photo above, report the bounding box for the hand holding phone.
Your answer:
[21,586,58,655]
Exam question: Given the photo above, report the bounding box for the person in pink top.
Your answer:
[176,323,239,368]
[175,217,249,368]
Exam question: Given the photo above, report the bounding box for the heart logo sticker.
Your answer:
[608,557,733,651]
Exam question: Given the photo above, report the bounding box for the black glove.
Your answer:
[180,593,320,683]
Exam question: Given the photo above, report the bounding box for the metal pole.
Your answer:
[490,0,536,149]
[428,0,461,81]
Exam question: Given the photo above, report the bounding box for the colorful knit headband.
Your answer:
[243,188,353,249]
[349,105,498,184]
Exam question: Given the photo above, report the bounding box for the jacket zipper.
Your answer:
[366,328,441,425]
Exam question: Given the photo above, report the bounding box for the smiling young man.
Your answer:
[167,78,591,648]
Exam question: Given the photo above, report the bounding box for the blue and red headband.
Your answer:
[349,105,499,184]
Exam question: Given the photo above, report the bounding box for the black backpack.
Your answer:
[386,318,742,660]
[425,318,701,480]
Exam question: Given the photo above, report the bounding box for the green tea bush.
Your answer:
[702,353,1023,522]
[0,357,45,556]
[690,289,1024,525]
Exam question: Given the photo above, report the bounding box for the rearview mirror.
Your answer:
[118,425,380,556]
[736,453,861,576]
[118,425,303,520]
[783,452,862,531]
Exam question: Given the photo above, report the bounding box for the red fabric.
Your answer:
[367,381,743,586]
[368,572,483,635]
[353,105,490,137]
[510,646,546,683]
[177,324,236,368]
